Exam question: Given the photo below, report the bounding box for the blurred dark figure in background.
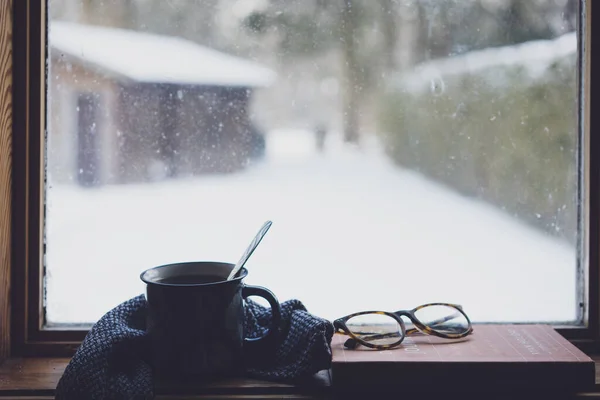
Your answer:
[315,124,327,153]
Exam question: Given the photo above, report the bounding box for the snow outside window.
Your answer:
[45,0,582,325]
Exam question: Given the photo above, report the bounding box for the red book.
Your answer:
[331,324,595,392]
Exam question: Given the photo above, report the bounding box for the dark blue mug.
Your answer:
[140,261,281,380]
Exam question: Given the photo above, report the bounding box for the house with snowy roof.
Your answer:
[48,21,276,186]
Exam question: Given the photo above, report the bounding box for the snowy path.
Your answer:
[46,129,577,324]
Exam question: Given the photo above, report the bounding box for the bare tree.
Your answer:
[339,0,361,144]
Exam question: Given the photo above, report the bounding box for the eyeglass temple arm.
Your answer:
[404,311,463,335]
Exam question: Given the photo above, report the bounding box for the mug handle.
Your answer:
[242,284,281,345]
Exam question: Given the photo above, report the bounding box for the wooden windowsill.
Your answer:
[0,357,331,398]
[2,356,600,399]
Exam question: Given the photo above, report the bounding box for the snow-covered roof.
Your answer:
[49,21,276,88]
[398,32,577,92]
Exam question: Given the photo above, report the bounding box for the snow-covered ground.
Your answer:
[45,129,577,325]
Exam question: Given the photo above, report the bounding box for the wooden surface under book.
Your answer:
[3,352,600,398]
[331,324,596,391]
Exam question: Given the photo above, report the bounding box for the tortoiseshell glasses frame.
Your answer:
[333,302,473,350]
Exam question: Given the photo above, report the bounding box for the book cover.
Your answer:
[331,324,595,391]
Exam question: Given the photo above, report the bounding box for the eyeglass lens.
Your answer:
[345,313,403,346]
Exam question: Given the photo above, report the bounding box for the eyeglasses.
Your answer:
[333,303,473,350]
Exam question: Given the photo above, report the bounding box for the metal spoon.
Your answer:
[227,220,273,280]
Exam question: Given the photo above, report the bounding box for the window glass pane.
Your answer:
[46,0,582,324]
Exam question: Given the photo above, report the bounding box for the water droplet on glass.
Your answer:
[429,76,445,96]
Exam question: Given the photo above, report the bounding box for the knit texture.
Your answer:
[56,294,333,399]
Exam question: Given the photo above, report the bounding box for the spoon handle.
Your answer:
[227,220,273,280]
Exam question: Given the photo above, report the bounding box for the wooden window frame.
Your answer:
[5,0,600,358]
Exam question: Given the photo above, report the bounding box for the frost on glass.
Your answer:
[46,0,580,325]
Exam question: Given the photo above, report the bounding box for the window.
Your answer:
[11,0,599,354]
[44,0,583,323]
